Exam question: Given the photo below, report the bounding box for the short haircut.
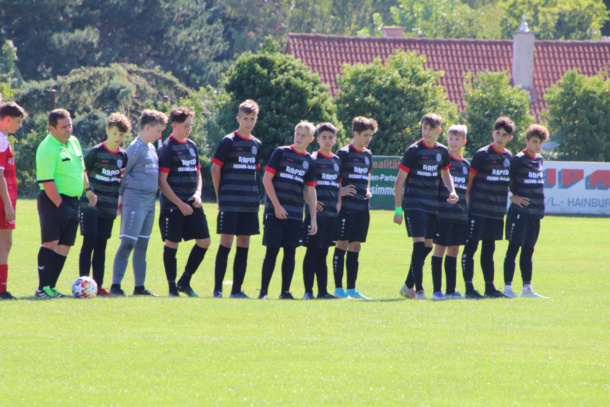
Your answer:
[295,121,316,138]
[0,102,27,119]
[238,99,259,116]
[107,112,131,133]
[494,117,515,135]
[447,124,468,139]
[170,107,195,124]
[420,113,443,128]
[316,122,337,136]
[352,116,378,133]
[48,109,70,128]
[526,124,549,142]
[140,109,168,129]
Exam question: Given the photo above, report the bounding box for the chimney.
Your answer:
[512,15,535,90]
[382,27,406,39]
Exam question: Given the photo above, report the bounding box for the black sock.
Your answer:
[281,247,296,293]
[37,247,55,289]
[444,255,457,294]
[504,242,520,285]
[410,242,425,291]
[169,281,177,291]
[333,248,346,289]
[303,247,317,294]
[346,251,359,290]
[79,234,95,277]
[431,255,443,293]
[50,252,67,289]
[163,246,178,283]
[406,246,428,288]
[185,244,207,276]
[232,246,248,294]
[481,240,496,291]
[214,245,231,292]
[520,246,534,284]
[91,236,108,287]
[260,247,280,292]
[315,248,329,296]
[111,283,121,290]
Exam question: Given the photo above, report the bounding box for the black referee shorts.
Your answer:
[38,191,79,246]
[159,205,210,242]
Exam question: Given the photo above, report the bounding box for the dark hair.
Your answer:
[48,109,70,128]
[140,109,168,129]
[0,102,27,119]
[352,116,378,133]
[170,107,195,124]
[526,124,549,142]
[107,112,131,133]
[494,117,515,135]
[420,113,442,129]
[238,100,259,116]
[316,122,337,135]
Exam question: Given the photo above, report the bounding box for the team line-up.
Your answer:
[0,100,549,301]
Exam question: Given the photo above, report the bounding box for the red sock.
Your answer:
[0,264,8,294]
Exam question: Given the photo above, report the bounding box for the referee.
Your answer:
[35,109,96,298]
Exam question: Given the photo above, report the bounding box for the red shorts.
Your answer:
[0,207,16,229]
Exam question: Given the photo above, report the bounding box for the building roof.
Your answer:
[285,33,610,119]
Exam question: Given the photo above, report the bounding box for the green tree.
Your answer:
[545,69,610,161]
[208,48,339,165]
[462,71,533,156]
[335,50,458,156]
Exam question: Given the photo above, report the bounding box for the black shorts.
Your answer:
[466,214,504,243]
[38,191,79,246]
[159,206,210,242]
[263,215,302,248]
[405,210,438,239]
[505,207,541,247]
[217,211,260,236]
[302,216,338,249]
[80,208,115,240]
[434,219,467,246]
[337,208,369,243]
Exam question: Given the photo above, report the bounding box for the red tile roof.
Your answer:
[285,34,610,119]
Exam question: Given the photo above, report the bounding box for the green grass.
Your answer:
[2,200,609,406]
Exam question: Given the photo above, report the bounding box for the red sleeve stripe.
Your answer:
[256,163,261,169]
[305,181,317,187]
[470,168,479,175]
[442,164,451,171]
[211,157,224,167]
[399,164,410,173]
[197,164,201,170]
[159,167,170,173]
[265,167,277,174]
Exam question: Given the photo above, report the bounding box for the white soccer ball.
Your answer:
[72,276,98,299]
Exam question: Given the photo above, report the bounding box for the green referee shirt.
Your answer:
[36,133,85,197]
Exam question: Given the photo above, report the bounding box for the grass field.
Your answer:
[2,200,609,406]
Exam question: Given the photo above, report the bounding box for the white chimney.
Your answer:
[512,16,535,90]
[382,27,406,39]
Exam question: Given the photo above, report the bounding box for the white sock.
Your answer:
[524,284,532,290]
[505,284,512,291]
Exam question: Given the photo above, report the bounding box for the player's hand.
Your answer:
[366,188,373,199]
[393,214,403,225]
[510,195,530,207]
[447,192,459,204]
[188,194,202,208]
[309,220,318,236]
[274,205,288,220]
[179,201,194,216]
[4,205,15,222]
[340,184,356,197]
[86,190,97,207]
[316,201,324,212]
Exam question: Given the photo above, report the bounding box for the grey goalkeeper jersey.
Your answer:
[120,137,159,211]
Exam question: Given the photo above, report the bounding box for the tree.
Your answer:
[208,46,339,166]
[462,71,533,156]
[545,69,610,161]
[335,50,457,156]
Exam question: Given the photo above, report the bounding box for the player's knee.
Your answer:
[196,238,211,249]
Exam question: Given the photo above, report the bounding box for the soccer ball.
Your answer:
[72,276,98,299]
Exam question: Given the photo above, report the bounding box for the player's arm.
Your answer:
[366,173,372,199]
[41,181,62,207]
[393,169,408,225]
[83,171,97,207]
[0,169,14,221]
[211,163,222,208]
[508,157,529,207]
[262,171,288,220]
[187,168,203,208]
[159,172,193,216]
[305,185,318,235]
[440,168,458,204]
[465,171,476,203]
